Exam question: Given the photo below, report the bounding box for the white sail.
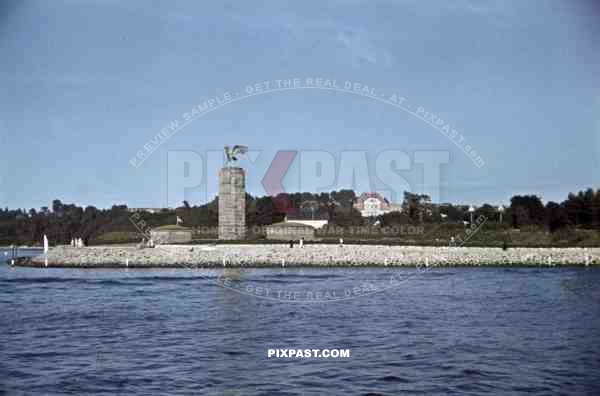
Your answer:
[43,234,49,254]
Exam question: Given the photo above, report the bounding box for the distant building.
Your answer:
[284,217,328,230]
[150,225,192,244]
[353,192,402,218]
[262,216,328,241]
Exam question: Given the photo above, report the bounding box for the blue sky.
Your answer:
[0,0,598,209]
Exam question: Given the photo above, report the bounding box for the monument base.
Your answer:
[150,228,192,244]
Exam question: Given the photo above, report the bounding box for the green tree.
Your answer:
[510,195,545,227]
[546,201,569,233]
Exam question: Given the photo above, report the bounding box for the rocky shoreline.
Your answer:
[11,244,600,268]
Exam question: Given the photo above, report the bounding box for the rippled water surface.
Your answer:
[1,263,600,395]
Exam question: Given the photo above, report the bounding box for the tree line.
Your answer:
[0,188,598,245]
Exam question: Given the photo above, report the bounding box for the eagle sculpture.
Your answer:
[224,145,248,167]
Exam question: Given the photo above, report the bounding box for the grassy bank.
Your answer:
[84,224,600,248]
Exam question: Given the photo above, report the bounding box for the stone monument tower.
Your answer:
[218,145,248,240]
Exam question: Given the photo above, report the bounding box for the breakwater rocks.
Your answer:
[14,245,600,268]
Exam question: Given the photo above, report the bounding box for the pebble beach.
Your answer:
[15,244,600,268]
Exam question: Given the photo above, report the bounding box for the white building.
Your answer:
[353,192,402,218]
